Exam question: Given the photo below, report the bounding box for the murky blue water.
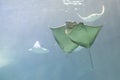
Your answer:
[0,0,120,80]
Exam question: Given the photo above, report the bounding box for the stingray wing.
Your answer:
[32,48,49,53]
[50,26,78,53]
[68,23,102,48]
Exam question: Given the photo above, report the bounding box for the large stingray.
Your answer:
[77,5,105,22]
[51,22,102,69]
[51,22,102,53]
[28,41,49,54]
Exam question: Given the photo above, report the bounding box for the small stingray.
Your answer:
[77,5,105,22]
[28,41,49,53]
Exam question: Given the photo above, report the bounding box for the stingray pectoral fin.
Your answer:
[77,5,105,22]
[50,26,79,53]
[77,13,103,22]
[100,5,105,15]
[42,48,49,53]
[31,47,49,53]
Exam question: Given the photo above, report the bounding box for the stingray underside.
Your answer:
[50,26,78,53]
[68,23,102,48]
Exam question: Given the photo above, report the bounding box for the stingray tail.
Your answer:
[88,48,94,69]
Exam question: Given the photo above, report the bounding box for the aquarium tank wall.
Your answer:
[0,0,120,80]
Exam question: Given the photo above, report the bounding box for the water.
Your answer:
[0,0,120,80]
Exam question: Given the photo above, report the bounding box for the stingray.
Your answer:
[51,21,102,52]
[51,21,102,69]
[28,41,49,53]
[77,5,105,22]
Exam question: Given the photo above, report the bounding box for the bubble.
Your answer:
[62,0,84,6]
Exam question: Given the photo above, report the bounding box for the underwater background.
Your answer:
[0,0,120,80]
